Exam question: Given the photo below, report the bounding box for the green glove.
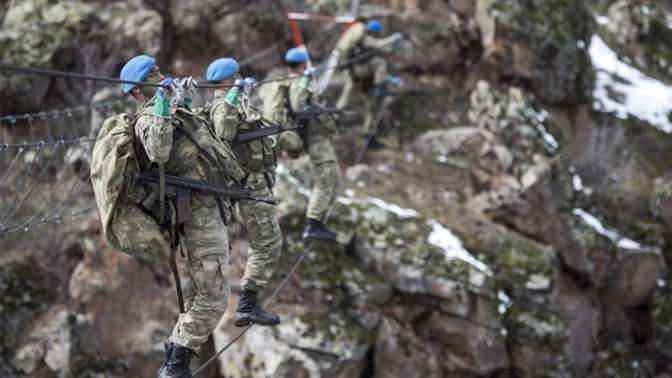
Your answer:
[153,95,171,118]
[225,87,241,106]
[299,76,311,89]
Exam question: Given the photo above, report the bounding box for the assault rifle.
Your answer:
[233,107,355,145]
[233,123,301,145]
[293,107,355,118]
[134,171,275,224]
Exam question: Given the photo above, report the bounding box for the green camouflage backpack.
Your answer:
[90,114,171,261]
[198,101,277,173]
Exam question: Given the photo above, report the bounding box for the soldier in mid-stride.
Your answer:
[118,55,246,378]
[262,48,342,242]
[203,57,282,328]
[335,19,403,149]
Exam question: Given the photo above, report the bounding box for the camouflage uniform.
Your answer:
[264,70,342,221]
[209,89,282,293]
[89,87,129,138]
[335,21,399,135]
[134,96,245,351]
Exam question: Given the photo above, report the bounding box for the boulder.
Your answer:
[475,0,594,104]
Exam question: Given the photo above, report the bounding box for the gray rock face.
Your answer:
[0,0,161,114]
[476,0,594,104]
[2,0,672,377]
[604,0,672,82]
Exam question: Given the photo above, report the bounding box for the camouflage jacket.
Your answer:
[209,89,276,173]
[336,21,399,63]
[134,96,246,186]
[262,69,338,139]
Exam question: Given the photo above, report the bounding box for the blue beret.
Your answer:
[367,20,383,33]
[206,58,240,83]
[284,47,309,63]
[120,55,156,94]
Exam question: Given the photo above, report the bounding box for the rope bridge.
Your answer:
[0,100,128,238]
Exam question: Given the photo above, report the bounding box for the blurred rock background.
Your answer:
[2,0,672,377]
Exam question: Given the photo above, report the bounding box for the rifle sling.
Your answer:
[174,124,220,167]
[171,240,186,314]
[159,163,165,223]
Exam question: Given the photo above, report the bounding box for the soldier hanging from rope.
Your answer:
[262,47,342,242]
[201,57,282,328]
[112,55,247,378]
[335,18,404,150]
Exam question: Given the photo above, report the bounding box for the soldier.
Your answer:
[203,57,281,327]
[335,19,403,148]
[119,55,246,378]
[263,48,342,241]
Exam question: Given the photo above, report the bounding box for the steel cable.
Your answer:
[192,243,311,376]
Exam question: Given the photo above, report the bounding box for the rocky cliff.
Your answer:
[2,0,672,377]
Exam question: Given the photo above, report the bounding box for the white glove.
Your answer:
[180,76,197,98]
[169,80,184,107]
[303,67,319,77]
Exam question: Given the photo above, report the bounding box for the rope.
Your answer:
[0,63,171,88]
[1,47,380,93]
[0,100,125,123]
[191,244,311,376]
[0,138,95,149]
[0,98,109,238]
[0,62,284,90]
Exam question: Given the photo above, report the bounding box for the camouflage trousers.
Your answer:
[237,172,283,293]
[362,94,384,136]
[336,56,389,110]
[170,198,230,351]
[307,137,342,220]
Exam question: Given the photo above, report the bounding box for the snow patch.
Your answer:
[536,122,560,152]
[523,107,559,153]
[427,219,491,274]
[337,194,419,219]
[367,197,419,218]
[276,164,311,197]
[595,15,609,26]
[573,208,653,252]
[590,34,672,133]
[573,174,584,192]
[497,291,511,315]
[525,274,551,290]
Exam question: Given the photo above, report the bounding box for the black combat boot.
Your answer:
[302,218,337,241]
[235,289,281,327]
[365,135,386,150]
[157,342,194,378]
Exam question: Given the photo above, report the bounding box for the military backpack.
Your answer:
[90,114,171,261]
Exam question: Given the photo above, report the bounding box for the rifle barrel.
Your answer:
[135,172,275,204]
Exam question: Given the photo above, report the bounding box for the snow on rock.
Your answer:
[497,291,512,315]
[366,198,419,219]
[569,167,585,192]
[590,34,672,133]
[276,163,311,198]
[427,219,490,274]
[338,195,419,219]
[572,208,654,252]
[524,108,560,153]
